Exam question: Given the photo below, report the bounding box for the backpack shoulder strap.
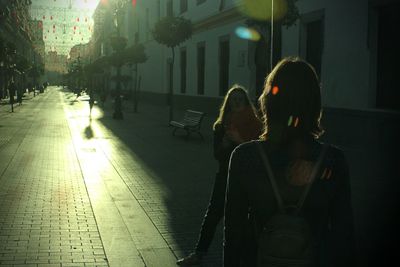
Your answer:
[295,143,329,214]
[256,142,285,213]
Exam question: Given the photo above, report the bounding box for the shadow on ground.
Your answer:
[89,93,399,267]
[96,99,223,266]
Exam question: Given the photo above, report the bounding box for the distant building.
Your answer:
[45,51,67,74]
[91,2,114,59]
[30,19,45,63]
[0,0,44,89]
[68,43,91,63]
[122,0,251,111]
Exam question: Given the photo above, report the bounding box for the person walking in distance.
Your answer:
[223,57,356,266]
[8,80,16,112]
[177,85,262,266]
[89,90,95,118]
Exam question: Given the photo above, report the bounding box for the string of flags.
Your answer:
[29,2,95,55]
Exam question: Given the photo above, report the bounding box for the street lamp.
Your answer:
[0,60,4,99]
[7,45,17,112]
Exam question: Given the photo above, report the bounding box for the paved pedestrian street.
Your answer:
[0,87,222,266]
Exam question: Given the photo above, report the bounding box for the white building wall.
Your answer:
[125,0,253,98]
[281,0,371,109]
[176,21,251,98]
[182,0,237,21]
[97,0,380,110]
[138,42,166,94]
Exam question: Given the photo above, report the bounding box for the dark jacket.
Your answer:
[224,139,356,267]
[213,123,238,175]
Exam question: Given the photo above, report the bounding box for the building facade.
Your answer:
[45,51,67,74]
[95,0,397,114]
[30,19,45,62]
[281,0,399,111]
[121,0,251,111]
[0,0,45,95]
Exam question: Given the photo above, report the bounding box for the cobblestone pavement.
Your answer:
[0,87,223,266]
[0,90,109,266]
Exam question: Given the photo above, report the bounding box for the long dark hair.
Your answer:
[259,57,324,142]
[213,84,257,130]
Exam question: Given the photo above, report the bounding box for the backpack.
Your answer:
[256,143,329,267]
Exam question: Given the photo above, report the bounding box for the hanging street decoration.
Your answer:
[29,0,99,55]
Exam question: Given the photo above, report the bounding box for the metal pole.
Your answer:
[270,0,274,71]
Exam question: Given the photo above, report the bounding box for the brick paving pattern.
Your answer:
[1,85,396,267]
[0,91,108,267]
[1,88,221,266]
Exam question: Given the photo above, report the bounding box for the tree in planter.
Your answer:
[91,56,108,106]
[124,43,147,112]
[108,35,128,119]
[14,54,31,103]
[15,54,31,73]
[4,42,17,110]
[28,65,41,96]
[152,16,192,121]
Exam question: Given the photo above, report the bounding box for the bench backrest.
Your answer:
[182,110,205,127]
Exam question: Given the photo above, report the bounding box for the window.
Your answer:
[100,42,105,56]
[157,0,161,21]
[167,0,173,16]
[305,19,323,78]
[197,0,206,5]
[135,17,140,43]
[219,37,230,96]
[300,10,324,79]
[145,8,150,41]
[180,0,188,13]
[134,32,139,44]
[219,0,225,11]
[180,48,187,94]
[375,3,400,110]
[197,43,205,95]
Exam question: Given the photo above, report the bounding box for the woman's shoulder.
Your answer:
[229,141,264,174]
[232,139,347,162]
[213,122,224,131]
[232,139,263,157]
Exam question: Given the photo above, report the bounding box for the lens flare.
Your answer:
[235,26,261,41]
[322,168,332,179]
[287,116,293,126]
[272,86,279,95]
[236,0,288,22]
[322,168,327,179]
[294,117,299,127]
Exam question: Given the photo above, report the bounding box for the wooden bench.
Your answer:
[170,110,205,139]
